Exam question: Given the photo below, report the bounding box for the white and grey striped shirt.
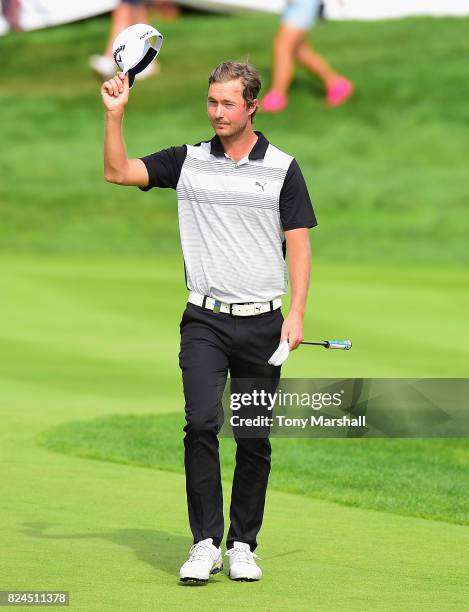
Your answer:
[140,131,317,303]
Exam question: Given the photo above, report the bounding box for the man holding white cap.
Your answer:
[102,59,317,583]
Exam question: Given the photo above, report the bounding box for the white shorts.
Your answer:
[282,0,321,31]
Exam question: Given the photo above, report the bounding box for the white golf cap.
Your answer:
[112,23,163,88]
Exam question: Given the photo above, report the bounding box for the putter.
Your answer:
[268,339,352,366]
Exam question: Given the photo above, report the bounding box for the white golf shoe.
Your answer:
[225,541,262,581]
[179,538,223,583]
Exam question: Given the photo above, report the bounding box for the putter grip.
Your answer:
[327,340,352,350]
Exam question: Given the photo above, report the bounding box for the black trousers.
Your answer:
[179,302,283,552]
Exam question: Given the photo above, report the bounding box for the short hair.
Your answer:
[208,61,261,121]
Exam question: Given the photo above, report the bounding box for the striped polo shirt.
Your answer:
[140,131,317,303]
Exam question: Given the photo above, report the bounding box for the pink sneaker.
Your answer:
[261,90,288,113]
[326,77,354,107]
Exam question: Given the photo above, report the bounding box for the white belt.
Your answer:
[188,291,282,317]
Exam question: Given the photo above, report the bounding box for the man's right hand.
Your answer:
[101,72,129,112]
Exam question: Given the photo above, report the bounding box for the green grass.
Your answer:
[2,255,468,379]
[40,412,469,526]
[1,14,469,263]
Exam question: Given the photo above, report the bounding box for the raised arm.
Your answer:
[101,72,149,186]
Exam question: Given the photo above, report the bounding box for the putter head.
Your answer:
[268,340,290,366]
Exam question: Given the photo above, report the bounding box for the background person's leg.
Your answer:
[104,1,147,58]
[262,0,353,110]
[296,39,338,88]
[270,24,307,99]
[262,0,318,111]
[296,40,354,106]
[179,304,231,548]
[91,0,152,80]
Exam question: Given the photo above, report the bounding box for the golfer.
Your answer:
[101,61,317,582]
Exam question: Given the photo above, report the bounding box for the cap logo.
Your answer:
[140,30,153,39]
[113,44,125,63]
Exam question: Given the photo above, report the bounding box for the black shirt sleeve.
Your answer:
[279,158,318,231]
[138,145,187,191]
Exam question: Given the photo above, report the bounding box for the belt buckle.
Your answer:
[213,299,222,314]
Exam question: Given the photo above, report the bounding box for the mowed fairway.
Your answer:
[1,256,469,610]
[1,10,469,611]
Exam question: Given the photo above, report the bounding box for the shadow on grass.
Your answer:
[21,521,304,585]
[20,521,220,584]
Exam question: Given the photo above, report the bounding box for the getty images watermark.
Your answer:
[220,379,469,438]
[229,388,362,429]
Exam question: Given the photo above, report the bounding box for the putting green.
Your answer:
[41,413,469,526]
[2,431,468,611]
[1,256,468,609]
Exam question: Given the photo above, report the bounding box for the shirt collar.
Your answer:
[209,130,269,161]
